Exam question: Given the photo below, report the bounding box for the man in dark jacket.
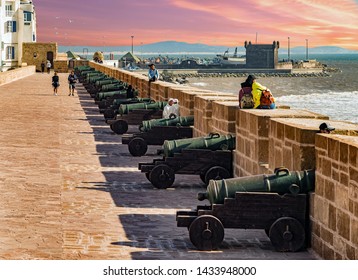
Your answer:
[68,71,78,96]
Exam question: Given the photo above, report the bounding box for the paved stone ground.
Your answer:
[0,73,317,260]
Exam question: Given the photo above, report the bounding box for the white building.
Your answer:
[0,0,37,71]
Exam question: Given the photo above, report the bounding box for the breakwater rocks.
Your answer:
[160,67,341,83]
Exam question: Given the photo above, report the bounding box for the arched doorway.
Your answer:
[46,51,54,68]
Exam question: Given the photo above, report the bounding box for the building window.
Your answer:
[6,21,17,33]
[5,4,14,17]
[24,11,32,22]
[6,46,15,60]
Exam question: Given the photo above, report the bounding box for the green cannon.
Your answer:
[95,78,119,86]
[100,83,123,92]
[103,98,153,119]
[119,101,167,115]
[198,167,315,204]
[87,74,106,82]
[140,115,194,132]
[112,97,150,107]
[163,133,235,157]
[96,90,127,101]
[85,72,103,79]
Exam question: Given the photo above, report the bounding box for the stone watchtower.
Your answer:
[244,41,279,69]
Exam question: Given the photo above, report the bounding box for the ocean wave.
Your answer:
[276,90,358,123]
[191,82,208,87]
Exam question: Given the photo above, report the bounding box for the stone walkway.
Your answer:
[0,73,317,260]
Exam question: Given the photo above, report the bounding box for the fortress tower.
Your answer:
[244,41,279,69]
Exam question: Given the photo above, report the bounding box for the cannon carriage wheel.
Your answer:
[204,166,231,185]
[268,217,305,252]
[189,215,224,251]
[110,120,129,134]
[128,137,148,157]
[98,100,109,110]
[149,164,175,189]
[103,109,116,119]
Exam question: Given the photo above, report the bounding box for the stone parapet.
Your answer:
[0,66,36,86]
[234,109,329,177]
[312,134,358,259]
[194,95,238,137]
[268,119,358,173]
[212,101,239,135]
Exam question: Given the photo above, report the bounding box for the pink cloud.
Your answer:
[33,0,358,50]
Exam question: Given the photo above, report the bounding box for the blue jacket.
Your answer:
[148,69,159,81]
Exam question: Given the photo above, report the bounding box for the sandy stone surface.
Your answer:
[0,73,317,260]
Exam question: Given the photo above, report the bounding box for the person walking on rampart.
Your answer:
[46,60,51,74]
[68,71,78,96]
[41,61,45,74]
[52,71,60,96]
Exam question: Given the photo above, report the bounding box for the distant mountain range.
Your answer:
[59,40,358,55]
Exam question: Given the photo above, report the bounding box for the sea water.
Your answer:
[187,54,358,123]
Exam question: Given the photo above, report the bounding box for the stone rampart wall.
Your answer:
[88,61,358,259]
[0,66,36,86]
[312,135,358,259]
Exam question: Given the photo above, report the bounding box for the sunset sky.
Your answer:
[34,0,358,50]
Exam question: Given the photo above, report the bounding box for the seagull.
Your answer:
[69,19,73,23]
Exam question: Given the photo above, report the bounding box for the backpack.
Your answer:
[239,87,254,109]
[260,89,275,107]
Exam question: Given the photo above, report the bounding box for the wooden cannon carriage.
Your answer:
[122,126,193,156]
[139,149,233,189]
[176,168,314,252]
[138,133,235,188]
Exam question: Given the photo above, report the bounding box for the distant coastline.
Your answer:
[60,40,358,56]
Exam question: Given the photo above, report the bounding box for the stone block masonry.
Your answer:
[268,119,358,173]
[194,95,238,137]
[312,135,358,259]
[234,109,329,177]
[212,101,239,136]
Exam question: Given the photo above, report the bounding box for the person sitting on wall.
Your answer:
[239,75,254,109]
[319,122,335,134]
[251,75,276,109]
[148,63,160,82]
